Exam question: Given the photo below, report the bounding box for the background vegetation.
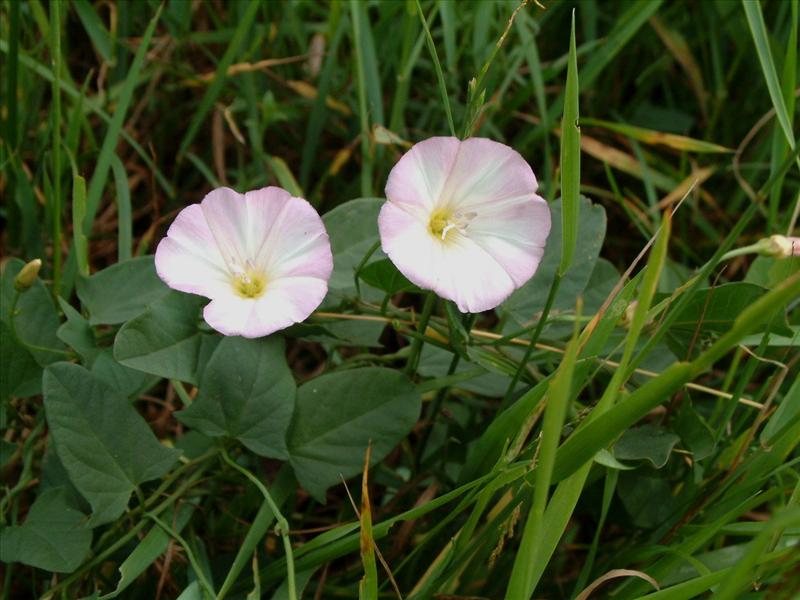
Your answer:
[1,0,799,598]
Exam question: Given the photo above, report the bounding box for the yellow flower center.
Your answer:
[232,270,267,299]
[428,208,476,243]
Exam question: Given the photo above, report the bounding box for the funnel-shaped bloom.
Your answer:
[155,186,332,338]
[378,137,551,313]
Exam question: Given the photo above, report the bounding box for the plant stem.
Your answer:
[41,457,212,600]
[50,0,62,296]
[350,0,372,197]
[417,313,477,464]
[147,511,216,599]
[504,274,562,401]
[405,292,437,377]
[353,239,381,302]
[221,450,297,600]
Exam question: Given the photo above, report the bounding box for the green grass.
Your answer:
[1,1,799,599]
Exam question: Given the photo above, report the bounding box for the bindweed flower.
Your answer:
[764,235,800,258]
[378,137,551,313]
[155,186,333,338]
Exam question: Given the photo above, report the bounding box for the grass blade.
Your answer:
[714,507,800,600]
[215,465,294,600]
[506,300,582,599]
[358,445,378,600]
[71,174,88,278]
[1,42,174,198]
[176,0,259,161]
[109,155,132,262]
[742,0,797,150]
[552,271,800,483]
[415,0,456,137]
[558,10,580,277]
[580,118,732,153]
[50,0,62,294]
[350,0,374,197]
[508,213,673,594]
[73,0,113,65]
[84,4,163,233]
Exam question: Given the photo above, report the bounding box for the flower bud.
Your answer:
[13,259,42,292]
[621,300,638,329]
[764,235,800,258]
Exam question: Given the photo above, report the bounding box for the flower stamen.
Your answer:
[231,268,267,298]
[429,208,475,242]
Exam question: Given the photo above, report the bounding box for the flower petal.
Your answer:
[441,137,539,212]
[158,185,333,337]
[154,203,232,298]
[203,276,328,338]
[379,201,516,313]
[244,187,334,281]
[468,192,551,286]
[378,201,441,291]
[380,136,552,312]
[199,187,250,268]
[385,137,461,214]
[433,236,517,313]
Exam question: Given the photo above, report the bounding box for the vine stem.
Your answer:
[417,313,477,465]
[40,453,214,600]
[221,450,296,600]
[405,292,437,377]
[503,273,562,402]
[147,512,216,599]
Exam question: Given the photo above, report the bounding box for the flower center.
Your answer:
[231,265,267,299]
[428,208,476,243]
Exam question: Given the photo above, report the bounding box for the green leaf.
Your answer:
[358,258,417,294]
[559,10,580,276]
[1,258,66,365]
[674,402,715,461]
[617,472,676,529]
[90,350,157,399]
[57,299,156,397]
[745,256,800,289]
[56,298,99,363]
[503,197,606,326]
[178,337,295,459]
[113,291,214,384]
[76,256,170,325]
[43,363,181,524]
[292,320,386,347]
[613,424,680,468]
[100,503,196,599]
[662,282,792,336]
[287,368,421,501]
[176,581,202,600]
[593,448,635,471]
[419,344,506,399]
[0,488,92,572]
[0,321,41,401]
[322,197,386,303]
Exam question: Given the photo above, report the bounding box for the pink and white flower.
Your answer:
[378,137,551,313]
[155,186,333,338]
